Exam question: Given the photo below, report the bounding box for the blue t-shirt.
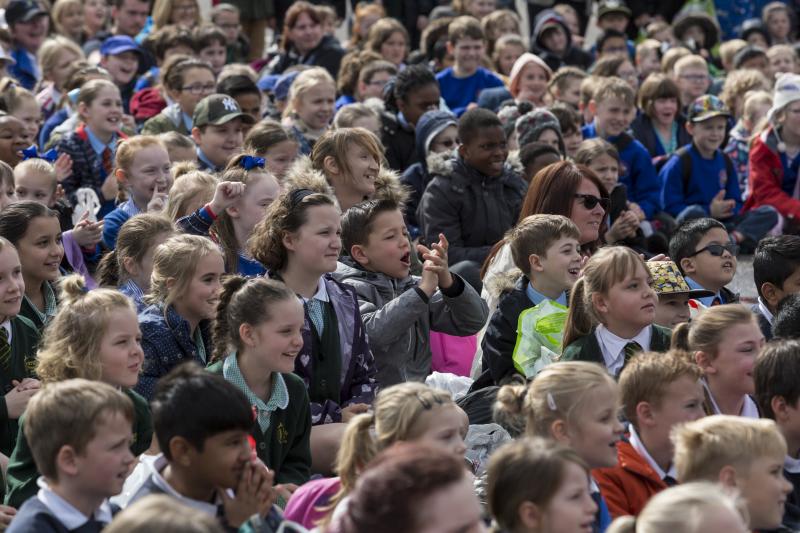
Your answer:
[435,67,504,117]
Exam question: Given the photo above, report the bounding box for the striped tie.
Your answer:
[623,341,642,367]
[102,147,113,176]
[0,326,10,372]
[306,299,324,336]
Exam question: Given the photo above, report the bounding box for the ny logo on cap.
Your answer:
[222,97,238,112]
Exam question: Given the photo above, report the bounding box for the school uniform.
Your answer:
[141,103,192,136]
[118,279,147,312]
[590,478,613,533]
[435,67,505,117]
[6,481,118,533]
[701,378,760,418]
[780,455,800,532]
[195,147,220,173]
[19,281,57,333]
[207,357,312,486]
[5,389,152,509]
[684,277,739,307]
[8,45,39,91]
[102,199,141,250]
[561,324,672,376]
[752,298,775,341]
[0,316,40,458]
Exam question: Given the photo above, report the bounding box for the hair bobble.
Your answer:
[289,188,315,208]
[238,155,265,170]
[22,145,58,163]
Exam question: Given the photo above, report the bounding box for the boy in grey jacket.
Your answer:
[334,197,489,387]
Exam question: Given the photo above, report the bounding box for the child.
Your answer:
[418,108,527,292]
[494,361,624,532]
[505,53,553,109]
[57,79,128,216]
[646,261,713,329]
[159,131,196,164]
[136,234,223,399]
[99,35,143,114]
[332,104,381,137]
[165,168,216,221]
[0,161,16,211]
[0,202,63,332]
[492,34,525,77]
[6,0,49,91]
[775,294,800,339]
[594,351,705,518]
[335,197,488,387]
[724,90,772,197]
[519,143,561,183]
[142,57,216,137]
[0,114,29,169]
[128,363,279,531]
[6,380,134,532]
[672,415,791,531]
[0,85,41,146]
[582,77,661,221]
[210,3,248,64]
[191,93,255,173]
[636,40,662,81]
[5,274,154,508]
[668,217,738,306]
[529,9,592,72]
[216,74,262,126]
[672,304,764,417]
[549,102,583,159]
[192,24,226,77]
[768,44,798,77]
[96,213,174,311]
[754,339,800,531]
[547,66,588,109]
[35,37,84,123]
[561,247,670,376]
[207,276,312,486]
[102,136,172,249]
[177,153,279,275]
[763,1,794,44]
[480,214,581,386]
[282,68,336,156]
[631,73,691,160]
[752,235,800,340]
[486,437,597,533]
[103,494,224,533]
[243,120,299,182]
[660,95,778,250]
[435,16,504,117]
[673,55,711,111]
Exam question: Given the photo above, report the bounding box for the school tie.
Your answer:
[101,147,113,175]
[0,326,11,373]
[590,491,604,533]
[623,341,643,366]
[306,299,325,336]
[663,475,678,486]
[710,296,722,306]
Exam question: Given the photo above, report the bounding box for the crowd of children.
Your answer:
[0,0,799,531]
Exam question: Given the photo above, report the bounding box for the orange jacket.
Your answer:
[593,439,668,518]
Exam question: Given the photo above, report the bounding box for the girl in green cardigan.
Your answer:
[208,275,312,489]
[5,274,153,508]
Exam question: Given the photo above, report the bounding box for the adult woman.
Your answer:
[631,73,691,161]
[364,18,409,69]
[267,1,345,79]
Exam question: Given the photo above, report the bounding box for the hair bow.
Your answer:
[239,155,265,170]
[22,145,58,163]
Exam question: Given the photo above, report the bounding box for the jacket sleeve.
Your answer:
[135,328,167,401]
[4,419,38,508]
[660,154,691,217]
[593,468,634,519]
[725,160,743,214]
[746,140,800,218]
[56,136,85,197]
[341,311,378,409]
[630,145,662,219]
[355,284,430,350]
[176,206,214,237]
[276,386,312,486]
[481,304,520,385]
[428,275,489,336]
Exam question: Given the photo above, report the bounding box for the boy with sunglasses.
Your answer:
[660,95,778,253]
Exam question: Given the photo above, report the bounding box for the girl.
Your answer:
[725,90,772,197]
[487,438,597,533]
[592,55,639,92]
[492,34,526,78]
[0,84,43,147]
[631,73,691,160]
[763,1,794,45]
[561,246,671,376]
[768,44,799,77]
[165,166,216,221]
[102,136,172,249]
[243,119,299,182]
[509,53,553,108]
[282,67,336,156]
[348,2,384,51]
[135,234,224,399]
[57,79,128,217]
[159,131,197,164]
[142,57,216,136]
[52,0,87,44]
[4,273,153,508]
[177,153,280,275]
[284,382,467,528]
[364,18,409,69]
[494,361,623,532]
[0,161,16,211]
[35,36,85,122]
[333,104,381,138]
[248,187,377,470]
[151,0,201,29]
[0,202,64,332]
[83,0,109,40]
[96,213,174,310]
[671,304,764,417]
[207,276,311,486]
[719,69,770,120]
[483,10,522,57]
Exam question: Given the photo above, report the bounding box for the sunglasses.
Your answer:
[687,243,739,257]
[574,193,609,211]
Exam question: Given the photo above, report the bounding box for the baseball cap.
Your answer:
[193,94,256,128]
[274,71,300,102]
[687,95,731,123]
[5,0,46,26]
[100,35,143,58]
[598,0,631,19]
[257,74,280,93]
[646,261,715,298]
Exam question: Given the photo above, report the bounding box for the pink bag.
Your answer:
[430,332,477,377]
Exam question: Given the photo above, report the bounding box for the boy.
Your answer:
[99,35,143,114]
[7,380,133,532]
[209,3,249,64]
[673,415,792,532]
[582,77,661,220]
[673,55,711,110]
[191,94,255,172]
[636,40,662,80]
[646,260,714,329]
[435,16,504,117]
[594,351,705,518]
[418,108,527,292]
[193,24,227,77]
[774,294,800,340]
[334,198,488,387]
[549,102,583,159]
[216,75,263,129]
[128,363,281,531]
[477,214,582,387]
[754,339,800,531]
[595,29,630,59]
[530,9,592,71]
[752,235,800,340]
[668,218,739,306]
[6,0,49,91]
[660,95,778,251]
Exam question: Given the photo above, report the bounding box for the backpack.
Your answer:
[656,146,735,193]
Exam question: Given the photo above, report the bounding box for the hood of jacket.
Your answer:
[428,153,523,183]
[334,255,417,292]
[531,10,573,56]
[509,52,554,99]
[414,110,458,170]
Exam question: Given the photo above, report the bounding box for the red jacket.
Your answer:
[744,127,800,220]
[593,439,667,518]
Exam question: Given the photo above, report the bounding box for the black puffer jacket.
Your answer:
[381,111,418,173]
[266,34,345,79]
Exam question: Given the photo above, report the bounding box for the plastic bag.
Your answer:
[512,300,568,379]
[425,371,474,401]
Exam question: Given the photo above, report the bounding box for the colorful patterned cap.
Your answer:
[687,95,731,123]
[647,261,715,298]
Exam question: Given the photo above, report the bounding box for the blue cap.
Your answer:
[257,74,280,92]
[100,36,142,57]
[274,71,300,102]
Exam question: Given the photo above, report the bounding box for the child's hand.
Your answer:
[54,153,73,182]
[12,378,40,392]
[221,462,273,528]
[627,202,646,221]
[120,115,136,133]
[418,235,454,290]
[341,403,370,422]
[71,211,104,247]
[5,386,38,419]
[416,244,439,296]
[710,190,735,219]
[209,181,245,215]
[147,191,168,213]
[0,504,16,529]
[606,211,638,243]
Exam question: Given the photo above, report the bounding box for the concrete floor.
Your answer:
[729,255,757,304]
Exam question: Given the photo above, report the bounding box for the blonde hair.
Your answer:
[115,135,168,175]
[671,304,757,359]
[77,79,119,119]
[548,66,589,101]
[147,234,222,308]
[494,361,617,437]
[96,214,175,287]
[672,415,787,482]
[591,76,635,107]
[37,35,85,83]
[284,67,335,119]
[159,131,195,154]
[36,274,137,384]
[636,38,661,60]
[165,168,217,221]
[52,0,84,38]
[673,54,708,76]
[563,246,649,348]
[311,127,383,183]
[580,75,601,107]
[607,481,749,533]
[105,495,223,533]
[719,69,770,118]
[152,0,201,29]
[333,103,379,130]
[720,39,748,70]
[767,44,797,62]
[661,47,691,74]
[743,90,773,124]
[13,159,56,192]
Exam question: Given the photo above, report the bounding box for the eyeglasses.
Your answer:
[181,83,216,95]
[679,74,709,83]
[687,243,739,257]
[574,193,609,211]
[174,3,197,12]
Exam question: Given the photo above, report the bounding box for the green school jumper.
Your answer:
[207,359,312,486]
[309,301,342,406]
[4,388,153,508]
[19,282,57,333]
[560,325,673,373]
[0,316,40,458]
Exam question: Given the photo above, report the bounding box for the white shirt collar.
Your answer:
[595,324,652,375]
[1,319,11,345]
[757,297,775,325]
[36,478,113,529]
[785,454,800,474]
[702,379,760,418]
[628,425,676,480]
[299,277,329,304]
[149,455,229,516]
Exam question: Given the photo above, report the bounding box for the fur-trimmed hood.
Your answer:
[427,151,524,178]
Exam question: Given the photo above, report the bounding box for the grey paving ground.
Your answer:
[730,255,756,303]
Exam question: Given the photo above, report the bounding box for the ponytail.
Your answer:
[562,277,593,348]
[211,275,249,363]
[493,381,528,437]
[606,516,637,533]
[96,248,120,287]
[671,322,692,352]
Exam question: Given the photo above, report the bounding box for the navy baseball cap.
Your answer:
[257,74,280,92]
[5,0,46,26]
[100,36,143,58]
